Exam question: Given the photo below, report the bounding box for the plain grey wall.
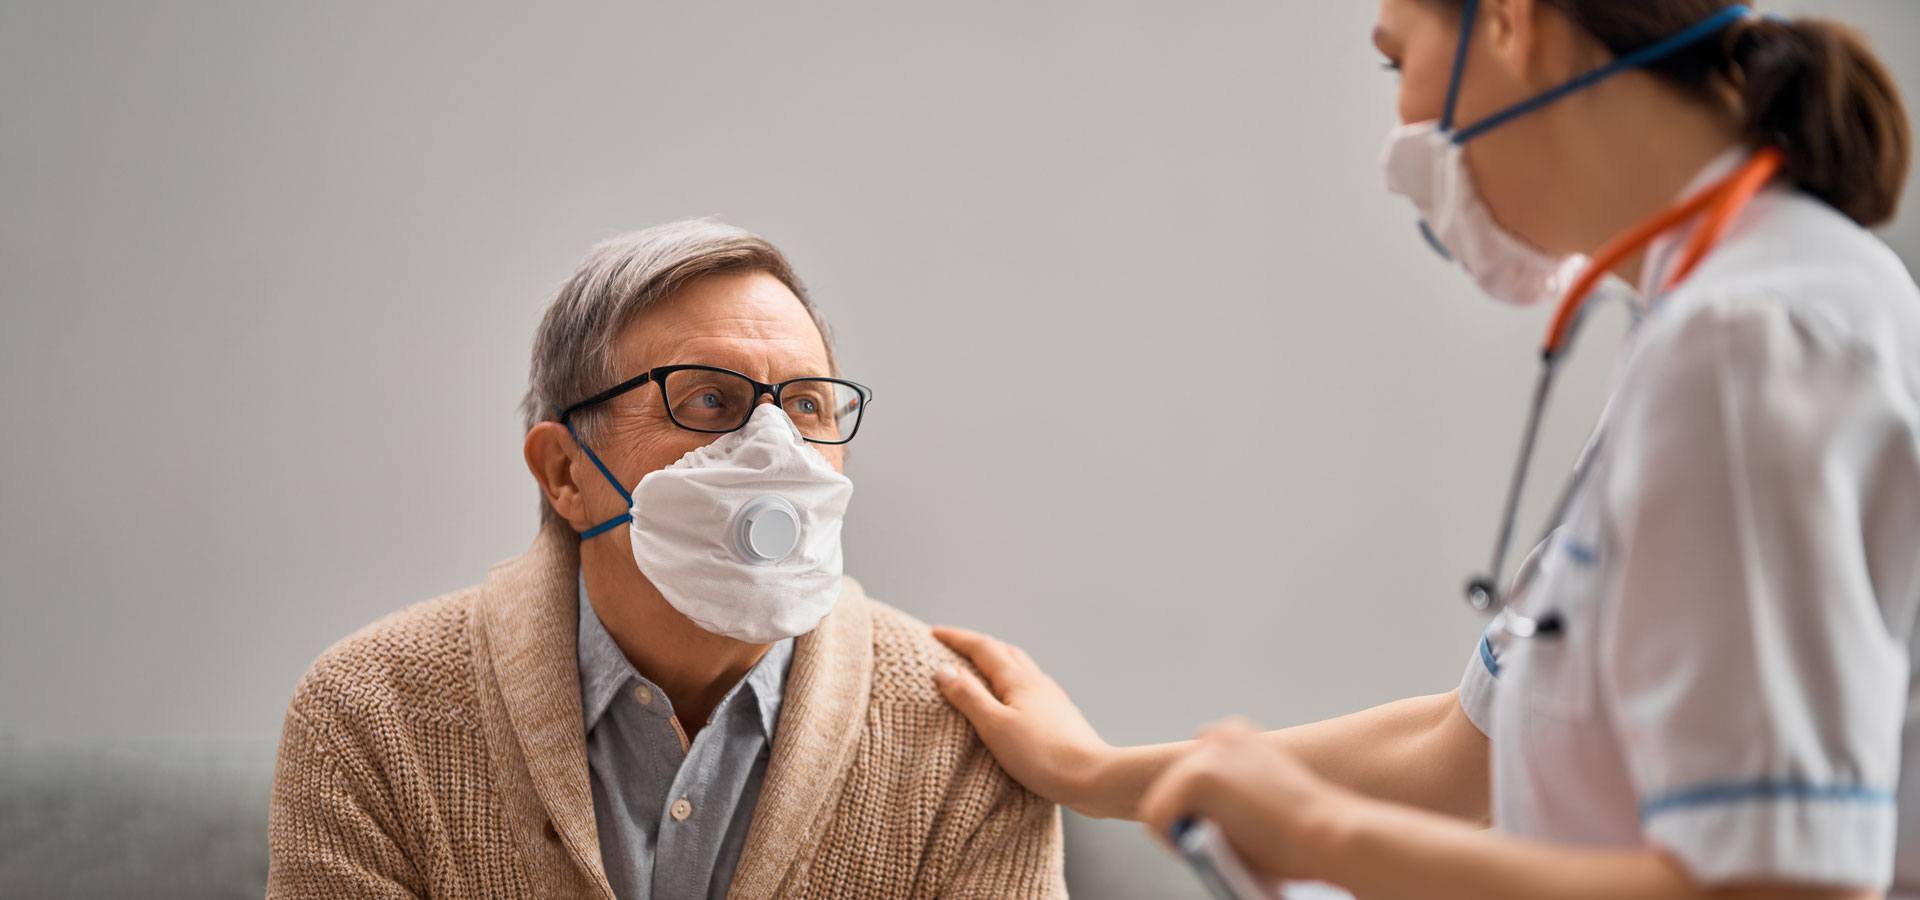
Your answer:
[4,1,1917,895]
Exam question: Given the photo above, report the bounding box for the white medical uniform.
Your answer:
[1458,151,1920,892]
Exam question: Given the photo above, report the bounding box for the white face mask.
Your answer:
[1381,120,1586,307]
[622,404,854,644]
[1381,0,1755,307]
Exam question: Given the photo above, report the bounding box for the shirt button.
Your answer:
[670,798,693,821]
[634,685,653,706]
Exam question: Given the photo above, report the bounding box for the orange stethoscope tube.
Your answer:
[1542,146,1786,360]
[1467,146,1785,619]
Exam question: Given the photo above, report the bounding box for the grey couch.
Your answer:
[0,737,275,899]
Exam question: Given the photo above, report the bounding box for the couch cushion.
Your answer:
[0,737,274,899]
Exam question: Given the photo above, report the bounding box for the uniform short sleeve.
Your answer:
[1458,624,1501,737]
[1597,296,1914,888]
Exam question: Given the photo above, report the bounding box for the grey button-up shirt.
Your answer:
[578,578,793,900]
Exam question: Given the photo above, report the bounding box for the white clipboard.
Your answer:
[1170,818,1354,900]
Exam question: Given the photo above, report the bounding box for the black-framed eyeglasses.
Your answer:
[558,364,872,445]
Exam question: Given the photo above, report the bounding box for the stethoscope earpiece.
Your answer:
[1464,576,1499,612]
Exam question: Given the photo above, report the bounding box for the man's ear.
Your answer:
[525,421,593,530]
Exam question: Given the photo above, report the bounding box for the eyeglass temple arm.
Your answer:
[557,371,658,422]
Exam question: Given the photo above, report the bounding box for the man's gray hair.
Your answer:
[520,218,836,525]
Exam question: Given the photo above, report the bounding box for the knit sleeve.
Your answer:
[940,766,1068,899]
[266,704,423,899]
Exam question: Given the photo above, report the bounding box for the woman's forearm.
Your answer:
[1080,691,1487,821]
[1307,795,1877,900]
[1268,690,1488,823]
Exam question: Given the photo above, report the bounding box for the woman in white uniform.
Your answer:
[931,1,1919,897]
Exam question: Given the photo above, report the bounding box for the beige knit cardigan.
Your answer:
[267,524,1066,898]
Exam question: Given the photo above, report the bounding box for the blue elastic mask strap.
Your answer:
[562,417,634,540]
[1439,0,1480,133]
[1451,3,1754,145]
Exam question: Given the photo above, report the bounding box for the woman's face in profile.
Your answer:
[1374,0,1585,255]
[1374,0,1463,127]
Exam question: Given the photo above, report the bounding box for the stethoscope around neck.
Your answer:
[1424,0,1785,639]
[1461,148,1785,639]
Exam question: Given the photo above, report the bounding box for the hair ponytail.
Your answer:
[1726,14,1911,227]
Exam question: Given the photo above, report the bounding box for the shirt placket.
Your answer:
[649,684,750,900]
[608,676,688,899]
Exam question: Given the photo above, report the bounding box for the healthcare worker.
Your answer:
[931,0,1920,897]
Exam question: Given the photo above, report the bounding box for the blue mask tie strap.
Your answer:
[578,515,630,540]
[1440,0,1480,133]
[562,416,635,539]
[1451,4,1754,145]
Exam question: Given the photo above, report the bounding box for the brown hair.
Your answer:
[1456,1,1912,227]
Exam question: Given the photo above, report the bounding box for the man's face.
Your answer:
[566,270,846,539]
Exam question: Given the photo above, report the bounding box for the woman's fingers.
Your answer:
[932,625,1030,695]
[1138,721,1265,844]
[1195,716,1261,743]
[1136,745,1216,844]
[934,663,1008,723]
[930,624,990,655]
[1140,721,1336,882]
[930,623,1123,815]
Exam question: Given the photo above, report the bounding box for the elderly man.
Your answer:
[267,219,1065,899]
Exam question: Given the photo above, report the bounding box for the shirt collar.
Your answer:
[576,572,793,737]
[576,573,639,733]
[744,637,793,738]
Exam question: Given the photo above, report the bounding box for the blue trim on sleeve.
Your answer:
[1640,779,1895,821]
[1478,634,1502,679]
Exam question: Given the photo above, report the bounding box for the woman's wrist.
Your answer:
[1070,742,1180,821]
[1057,740,1123,819]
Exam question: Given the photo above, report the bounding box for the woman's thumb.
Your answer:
[936,663,1004,722]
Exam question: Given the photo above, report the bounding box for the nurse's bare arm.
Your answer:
[1254,791,1878,900]
[1131,728,1879,900]
[931,626,1489,823]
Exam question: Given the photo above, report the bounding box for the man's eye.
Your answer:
[795,397,819,415]
[698,391,725,408]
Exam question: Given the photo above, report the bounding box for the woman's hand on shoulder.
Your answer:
[931,625,1121,817]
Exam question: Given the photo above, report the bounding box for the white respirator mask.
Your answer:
[570,403,854,644]
[1381,120,1587,307]
[1378,0,1754,307]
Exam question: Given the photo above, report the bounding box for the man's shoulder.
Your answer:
[288,587,486,736]
[811,583,1066,896]
[854,586,970,710]
[848,585,1033,787]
